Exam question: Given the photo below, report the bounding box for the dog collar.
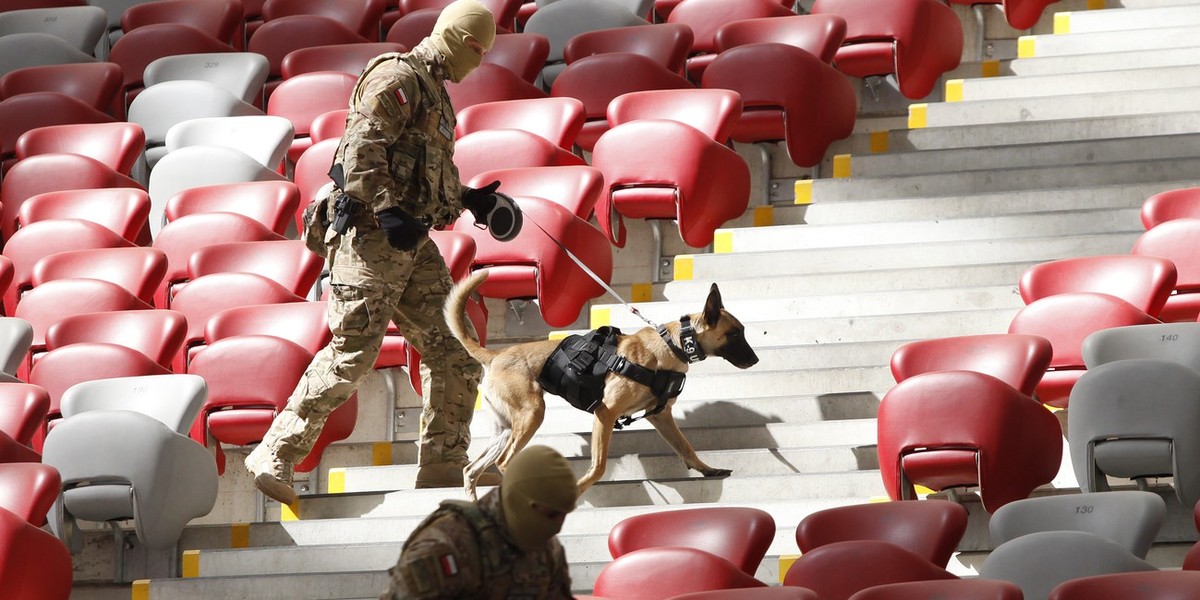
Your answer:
[659,315,706,364]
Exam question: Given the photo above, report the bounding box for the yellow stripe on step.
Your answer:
[231,523,250,548]
[945,79,963,102]
[1054,12,1071,34]
[714,231,733,254]
[328,468,345,494]
[794,179,813,205]
[832,154,851,178]
[631,282,652,302]
[753,205,773,227]
[132,580,150,600]
[674,255,694,281]
[1018,36,1036,58]
[778,555,800,583]
[591,306,611,328]
[981,59,1000,78]
[869,130,889,153]
[182,551,200,578]
[372,442,391,466]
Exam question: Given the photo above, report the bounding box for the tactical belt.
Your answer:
[538,326,685,430]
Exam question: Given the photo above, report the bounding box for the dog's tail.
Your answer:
[444,269,499,366]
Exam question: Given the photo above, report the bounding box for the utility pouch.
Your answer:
[302,192,333,258]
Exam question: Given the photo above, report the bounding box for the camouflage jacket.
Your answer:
[336,40,465,228]
[379,489,574,599]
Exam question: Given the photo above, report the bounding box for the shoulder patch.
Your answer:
[394,87,407,105]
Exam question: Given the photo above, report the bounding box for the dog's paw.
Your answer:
[701,467,732,478]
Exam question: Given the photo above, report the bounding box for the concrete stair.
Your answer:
[68,1,1200,598]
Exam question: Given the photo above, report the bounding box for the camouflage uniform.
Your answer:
[250,41,482,487]
[379,489,574,599]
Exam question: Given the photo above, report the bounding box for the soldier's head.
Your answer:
[429,0,495,83]
[500,445,577,552]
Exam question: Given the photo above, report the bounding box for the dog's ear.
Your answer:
[703,283,723,326]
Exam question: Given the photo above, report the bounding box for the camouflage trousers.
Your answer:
[258,221,482,470]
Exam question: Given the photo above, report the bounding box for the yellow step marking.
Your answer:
[868,130,889,153]
[328,468,345,494]
[981,59,1000,78]
[794,180,813,205]
[778,555,800,583]
[281,501,300,521]
[674,256,694,281]
[714,231,734,254]
[547,331,569,341]
[182,550,200,578]
[945,79,964,102]
[832,154,851,178]
[231,523,250,548]
[915,484,937,496]
[631,282,652,302]
[1018,36,1036,58]
[372,441,391,466]
[132,580,150,600]
[591,306,611,328]
[752,205,773,227]
[1086,0,1105,9]
[907,104,928,129]
[1054,12,1071,34]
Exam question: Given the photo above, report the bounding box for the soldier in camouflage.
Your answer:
[379,446,578,599]
[246,0,506,504]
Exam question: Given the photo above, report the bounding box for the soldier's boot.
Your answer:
[245,444,299,506]
[416,462,502,488]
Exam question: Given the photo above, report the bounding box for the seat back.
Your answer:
[247,14,370,80]
[668,588,821,600]
[128,79,263,152]
[1049,570,1200,600]
[445,63,548,112]
[0,92,116,170]
[2,219,135,313]
[143,52,270,105]
[0,382,49,447]
[45,309,186,370]
[877,370,1062,513]
[165,115,293,171]
[32,343,172,427]
[16,121,145,176]
[666,0,793,62]
[0,462,60,526]
[0,153,141,245]
[164,180,300,236]
[0,32,96,80]
[980,531,1155,600]
[0,506,72,600]
[593,546,767,600]
[483,32,550,84]
[60,373,206,434]
[1133,218,1200,321]
[564,23,693,74]
[1082,322,1200,372]
[170,272,305,360]
[608,507,775,574]
[205,300,331,353]
[19,188,150,244]
[1142,186,1200,229]
[989,491,1164,559]
[795,500,968,568]
[466,165,602,219]
[188,239,323,297]
[121,0,244,46]
[890,333,1052,397]
[109,23,234,108]
[783,540,958,600]
[0,319,32,379]
[151,211,285,307]
[715,14,846,62]
[607,88,740,142]
[455,96,585,151]
[1019,254,1178,318]
[261,0,385,39]
[847,579,1023,600]
[32,247,167,306]
[523,0,648,87]
[0,62,122,114]
[281,42,407,78]
[1068,358,1200,509]
[147,145,289,236]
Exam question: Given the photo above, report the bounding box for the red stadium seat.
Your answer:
[0,154,141,246]
[876,370,1063,513]
[889,333,1053,397]
[445,63,548,112]
[522,0,649,89]
[1,219,135,315]
[281,42,406,79]
[205,300,331,353]
[1142,186,1200,229]
[45,309,186,371]
[1132,219,1200,322]
[1050,570,1200,600]
[564,23,693,75]
[266,71,357,172]
[395,0,522,32]
[188,239,324,298]
[593,547,767,600]
[654,0,795,21]
[451,196,611,328]
[0,506,72,600]
[15,122,144,177]
[714,14,846,63]
[0,384,49,451]
[0,430,40,464]
[465,165,603,219]
[262,0,385,41]
[151,212,285,308]
[666,0,794,82]
[18,188,151,245]
[591,88,750,249]
[608,507,775,574]
[384,7,438,48]
[248,15,369,100]
[484,32,549,84]
[0,463,59,525]
[783,540,958,600]
[0,62,123,115]
[453,129,585,183]
[811,0,962,99]
[121,0,245,47]
[947,0,1058,30]
[32,247,167,306]
[849,579,1023,600]
[0,92,116,174]
[796,500,967,568]
[310,109,348,144]
[455,97,584,152]
[1008,293,1160,408]
[701,42,856,168]
[165,180,301,237]
[1018,254,1177,319]
[291,138,339,228]
[550,52,693,152]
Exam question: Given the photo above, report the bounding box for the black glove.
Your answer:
[376,207,428,251]
[462,180,501,226]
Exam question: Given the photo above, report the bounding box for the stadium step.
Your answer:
[1017,23,1200,57]
[910,85,1200,129]
[948,64,1200,102]
[1053,4,1200,33]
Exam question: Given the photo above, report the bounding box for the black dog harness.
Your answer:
[538,325,692,429]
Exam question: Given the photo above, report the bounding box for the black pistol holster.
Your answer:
[328,163,355,235]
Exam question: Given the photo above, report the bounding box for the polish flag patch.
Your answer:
[439,554,459,576]
[394,88,408,105]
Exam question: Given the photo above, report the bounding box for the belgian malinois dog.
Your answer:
[445,270,760,499]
